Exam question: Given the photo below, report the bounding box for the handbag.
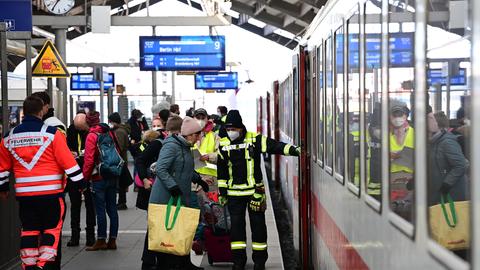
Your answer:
[429,194,470,250]
[148,197,200,255]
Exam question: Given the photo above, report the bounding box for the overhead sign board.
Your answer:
[139,36,226,71]
[0,0,32,32]
[32,40,70,78]
[427,68,467,86]
[70,73,115,91]
[336,32,414,70]
[195,72,238,90]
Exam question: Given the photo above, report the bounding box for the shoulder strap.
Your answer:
[109,130,122,154]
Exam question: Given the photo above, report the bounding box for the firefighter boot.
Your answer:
[67,228,80,247]
[85,227,96,247]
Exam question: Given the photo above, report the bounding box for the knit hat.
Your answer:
[181,116,203,136]
[108,112,121,124]
[225,110,244,128]
[166,115,183,133]
[86,111,100,127]
[194,108,208,117]
[389,100,409,116]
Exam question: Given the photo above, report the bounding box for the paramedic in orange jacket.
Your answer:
[0,96,85,270]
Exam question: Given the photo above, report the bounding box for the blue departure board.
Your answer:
[195,72,238,90]
[70,73,115,91]
[336,32,414,70]
[139,36,226,71]
[427,68,467,86]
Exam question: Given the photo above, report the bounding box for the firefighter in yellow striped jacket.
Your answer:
[217,110,300,270]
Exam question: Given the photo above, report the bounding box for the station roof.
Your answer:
[30,0,326,50]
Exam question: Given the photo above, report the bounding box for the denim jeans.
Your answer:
[92,179,119,240]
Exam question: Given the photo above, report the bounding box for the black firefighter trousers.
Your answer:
[227,196,268,267]
[19,197,66,270]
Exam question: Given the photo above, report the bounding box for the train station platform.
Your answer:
[11,162,283,270]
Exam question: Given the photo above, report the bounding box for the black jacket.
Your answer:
[217,130,298,196]
[127,116,149,143]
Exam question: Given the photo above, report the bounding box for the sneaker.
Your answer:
[117,203,128,210]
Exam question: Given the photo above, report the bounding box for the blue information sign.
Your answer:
[70,73,115,91]
[427,68,467,86]
[195,72,238,90]
[139,36,226,71]
[0,0,32,32]
[336,32,414,70]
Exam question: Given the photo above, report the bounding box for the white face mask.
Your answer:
[137,116,143,121]
[392,117,405,127]
[196,119,206,129]
[152,127,161,132]
[108,123,115,129]
[372,128,381,139]
[227,130,240,141]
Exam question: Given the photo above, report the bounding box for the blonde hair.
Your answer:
[143,130,160,143]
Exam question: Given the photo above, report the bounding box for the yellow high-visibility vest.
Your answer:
[390,127,414,173]
[195,131,217,177]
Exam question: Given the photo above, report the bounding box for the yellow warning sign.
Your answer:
[32,40,70,78]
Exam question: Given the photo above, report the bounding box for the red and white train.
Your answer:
[258,0,480,269]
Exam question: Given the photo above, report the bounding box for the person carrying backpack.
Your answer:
[83,111,124,251]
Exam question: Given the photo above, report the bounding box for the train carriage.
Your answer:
[259,0,479,269]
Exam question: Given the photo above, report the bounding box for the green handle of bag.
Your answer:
[440,194,457,228]
[165,196,182,231]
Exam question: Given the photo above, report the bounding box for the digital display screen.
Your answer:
[195,72,238,90]
[70,73,115,90]
[336,32,414,70]
[427,68,467,86]
[139,36,226,71]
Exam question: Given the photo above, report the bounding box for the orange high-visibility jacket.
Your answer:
[0,116,84,198]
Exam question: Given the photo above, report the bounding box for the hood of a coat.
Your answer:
[89,124,108,133]
[431,130,461,146]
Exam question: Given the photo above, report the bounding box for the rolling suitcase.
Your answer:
[204,202,232,265]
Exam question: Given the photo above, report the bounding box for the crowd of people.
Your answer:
[0,91,300,270]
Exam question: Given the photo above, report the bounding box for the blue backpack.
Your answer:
[97,131,125,177]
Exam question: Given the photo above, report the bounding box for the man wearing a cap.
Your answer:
[128,109,149,145]
[389,100,415,221]
[217,110,300,270]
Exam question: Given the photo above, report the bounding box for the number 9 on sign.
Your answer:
[214,41,220,50]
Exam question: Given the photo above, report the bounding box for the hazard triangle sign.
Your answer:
[32,40,70,78]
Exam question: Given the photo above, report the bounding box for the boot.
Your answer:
[85,227,96,247]
[66,228,80,247]
[85,239,107,251]
[107,238,117,250]
[253,264,265,270]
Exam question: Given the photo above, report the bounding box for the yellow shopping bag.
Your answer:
[148,197,200,255]
[429,195,470,251]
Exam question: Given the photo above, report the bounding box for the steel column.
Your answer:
[54,28,68,124]
[1,23,8,135]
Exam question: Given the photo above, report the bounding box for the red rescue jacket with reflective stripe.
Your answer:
[0,115,84,198]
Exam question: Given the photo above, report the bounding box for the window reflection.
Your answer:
[325,37,334,170]
[388,0,415,222]
[318,45,324,164]
[365,0,382,202]
[426,0,471,262]
[335,26,345,177]
[347,10,361,187]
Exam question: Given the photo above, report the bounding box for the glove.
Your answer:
[219,195,228,206]
[439,182,452,195]
[191,172,209,192]
[168,185,183,197]
[249,185,266,212]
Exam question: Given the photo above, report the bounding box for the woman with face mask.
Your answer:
[389,100,415,221]
[149,116,207,270]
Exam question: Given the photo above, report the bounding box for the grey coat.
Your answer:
[428,130,469,206]
[149,134,194,206]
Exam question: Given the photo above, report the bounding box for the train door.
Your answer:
[297,46,312,269]
[273,81,281,189]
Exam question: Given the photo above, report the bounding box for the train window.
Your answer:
[317,44,324,166]
[325,36,334,172]
[346,8,361,189]
[311,49,317,161]
[364,0,382,203]
[426,0,471,263]
[387,0,415,223]
[334,26,345,180]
